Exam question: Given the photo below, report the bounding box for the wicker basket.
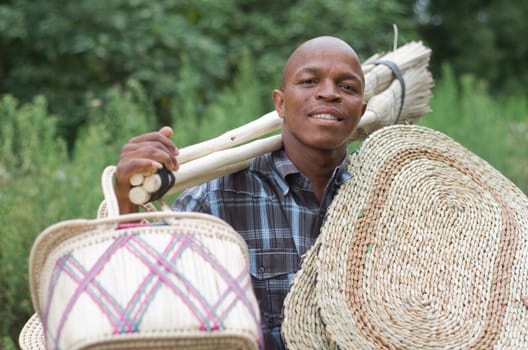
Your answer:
[282,125,528,349]
[20,166,262,350]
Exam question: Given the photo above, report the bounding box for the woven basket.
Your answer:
[282,125,528,349]
[20,166,262,350]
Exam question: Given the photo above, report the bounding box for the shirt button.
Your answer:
[257,266,265,274]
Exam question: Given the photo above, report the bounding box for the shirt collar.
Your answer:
[253,147,352,196]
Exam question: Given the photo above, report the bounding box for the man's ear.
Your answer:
[361,102,367,116]
[272,89,285,118]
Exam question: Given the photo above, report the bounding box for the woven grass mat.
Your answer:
[282,125,528,349]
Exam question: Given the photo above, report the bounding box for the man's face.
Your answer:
[273,40,366,153]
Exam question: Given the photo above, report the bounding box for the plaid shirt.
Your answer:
[172,147,351,349]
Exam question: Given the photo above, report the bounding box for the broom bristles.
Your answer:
[349,66,434,140]
[363,41,431,100]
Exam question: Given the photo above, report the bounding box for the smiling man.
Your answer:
[273,36,366,202]
[115,36,367,349]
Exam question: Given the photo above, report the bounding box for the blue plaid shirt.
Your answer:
[172,147,351,349]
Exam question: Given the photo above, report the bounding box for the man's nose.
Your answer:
[316,80,341,101]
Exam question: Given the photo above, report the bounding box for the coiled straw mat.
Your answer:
[282,125,528,349]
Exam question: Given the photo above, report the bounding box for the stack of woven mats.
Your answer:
[282,124,528,349]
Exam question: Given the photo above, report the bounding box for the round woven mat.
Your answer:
[282,125,528,349]
[280,242,337,349]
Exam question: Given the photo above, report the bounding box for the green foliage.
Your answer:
[0,81,159,344]
[0,67,268,342]
[1,336,17,350]
[69,79,158,215]
[0,0,415,144]
[0,95,69,344]
[412,0,528,95]
[419,64,528,193]
[199,49,265,141]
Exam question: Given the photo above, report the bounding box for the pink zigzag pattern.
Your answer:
[42,229,263,350]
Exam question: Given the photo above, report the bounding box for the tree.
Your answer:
[0,0,416,145]
[408,0,528,94]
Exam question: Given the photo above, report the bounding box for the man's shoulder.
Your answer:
[173,150,285,211]
[212,151,276,191]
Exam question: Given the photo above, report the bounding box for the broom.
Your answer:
[128,41,434,205]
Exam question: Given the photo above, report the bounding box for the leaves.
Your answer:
[0,0,413,142]
[414,0,528,95]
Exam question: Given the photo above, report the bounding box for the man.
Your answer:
[115,36,367,349]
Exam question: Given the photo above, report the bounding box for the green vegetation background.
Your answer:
[1,0,527,348]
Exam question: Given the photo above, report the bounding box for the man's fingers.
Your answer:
[159,126,173,138]
[120,140,179,171]
[116,159,162,183]
[127,130,178,156]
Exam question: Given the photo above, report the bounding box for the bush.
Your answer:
[0,95,69,344]
[0,81,158,344]
[419,64,528,194]
[0,0,415,146]
[0,59,265,344]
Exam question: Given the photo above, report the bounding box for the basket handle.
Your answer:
[101,165,120,218]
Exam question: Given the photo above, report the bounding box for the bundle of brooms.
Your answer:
[128,41,434,206]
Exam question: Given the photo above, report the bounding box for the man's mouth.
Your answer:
[310,113,340,121]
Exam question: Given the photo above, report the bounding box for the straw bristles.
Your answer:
[349,66,433,140]
[362,41,431,100]
[129,41,434,205]
[175,41,431,166]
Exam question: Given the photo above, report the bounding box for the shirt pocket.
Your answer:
[248,248,299,280]
[248,248,299,328]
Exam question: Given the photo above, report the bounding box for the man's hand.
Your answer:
[115,126,179,214]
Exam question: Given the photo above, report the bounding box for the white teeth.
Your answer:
[311,113,338,120]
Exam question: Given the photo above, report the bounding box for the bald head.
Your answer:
[281,36,364,89]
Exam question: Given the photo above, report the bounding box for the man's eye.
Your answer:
[301,79,317,85]
[340,84,358,92]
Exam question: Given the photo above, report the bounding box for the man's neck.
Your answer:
[285,144,345,203]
